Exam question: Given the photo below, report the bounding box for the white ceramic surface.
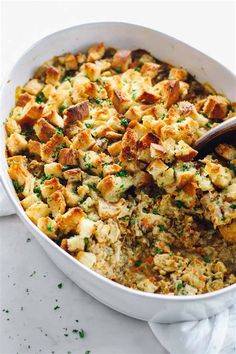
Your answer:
[1,22,236,323]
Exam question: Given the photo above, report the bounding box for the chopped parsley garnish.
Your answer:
[62,165,70,171]
[79,329,85,338]
[87,183,97,191]
[181,163,190,171]
[119,184,125,189]
[176,283,183,290]
[130,217,136,225]
[134,260,142,267]
[12,180,24,193]
[40,174,53,184]
[205,122,212,128]
[54,305,60,310]
[85,351,90,354]
[29,271,36,277]
[55,127,64,135]
[120,118,129,127]
[175,200,185,208]
[57,283,63,289]
[153,208,158,215]
[35,92,46,104]
[156,248,163,254]
[47,223,53,232]
[84,237,89,249]
[161,113,166,120]
[85,123,92,128]
[134,66,141,71]
[158,225,167,231]
[116,65,122,73]
[115,170,128,177]
[177,117,184,123]
[33,185,41,198]
[203,255,210,263]
[85,162,95,171]
[94,98,103,104]
[59,104,68,114]
[230,204,236,209]
[228,163,236,172]
[63,76,71,82]
[72,329,78,333]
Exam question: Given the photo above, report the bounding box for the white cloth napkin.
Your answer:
[149,304,236,354]
[0,181,235,354]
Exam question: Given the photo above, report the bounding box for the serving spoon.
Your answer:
[193,116,236,157]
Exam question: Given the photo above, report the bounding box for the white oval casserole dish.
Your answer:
[1,22,236,323]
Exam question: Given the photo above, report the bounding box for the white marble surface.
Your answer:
[0,1,235,354]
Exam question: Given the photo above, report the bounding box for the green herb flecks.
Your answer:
[12,180,24,194]
[134,260,142,267]
[36,92,46,104]
[120,118,129,127]
[115,170,128,177]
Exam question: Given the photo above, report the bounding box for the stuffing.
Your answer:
[87,42,105,62]
[47,190,66,217]
[203,95,229,119]
[112,49,132,73]
[6,133,27,156]
[26,201,50,224]
[6,43,236,296]
[23,79,43,95]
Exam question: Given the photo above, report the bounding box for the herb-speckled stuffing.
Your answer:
[6,43,236,295]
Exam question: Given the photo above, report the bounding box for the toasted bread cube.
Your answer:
[58,148,78,166]
[64,101,89,138]
[140,62,160,79]
[97,198,124,220]
[37,216,57,239]
[6,133,27,156]
[103,163,122,176]
[28,140,42,157]
[63,168,82,182]
[5,118,21,136]
[136,89,161,104]
[24,79,43,95]
[204,158,232,189]
[125,105,143,121]
[43,110,64,128]
[76,251,96,268]
[16,92,33,107]
[169,67,188,81]
[26,201,50,224]
[34,118,56,142]
[203,95,229,120]
[219,221,236,243]
[112,90,133,114]
[64,182,80,207]
[41,134,65,162]
[78,150,103,176]
[150,143,166,159]
[156,80,180,108]
[21,194,39,210]
[72,130,95,151]
[175,140,198,162]
[147,159,169,181]
[47,190,66,217]
[82,62,101,81]
[56,207,85,234]
[112,49,132,73]
[97,174,133,202]
[44,162,62,177]
[16,101,44,124]
[215,144,236,161]
[45,66,61,85]
[77,217,95,237]
[224,183,236,201]
[41,177,63,198]
[64,53,78,70]
[87,42,105,62]
[107,141,122,156]
[67,235,85,252]
[8,155,30,186]
[76,52,87,64]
